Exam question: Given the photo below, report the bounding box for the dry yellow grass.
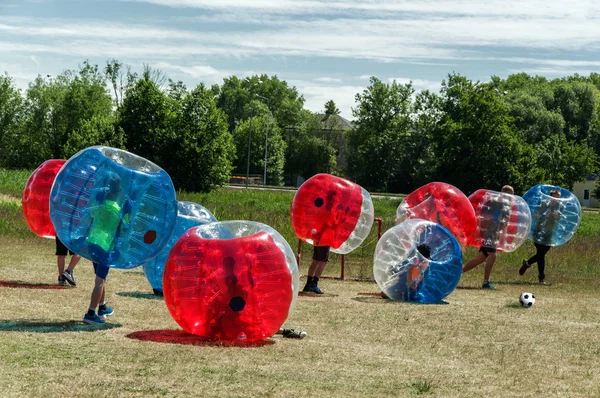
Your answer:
[1,236,600,397]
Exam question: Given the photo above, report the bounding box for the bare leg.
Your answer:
[483,252,497,281]
[462,252,486,273]
[66,255,81,272]
[306,260,320,277]
[89,276,105,310]
[57,255,66,275]
[314,261,328,278]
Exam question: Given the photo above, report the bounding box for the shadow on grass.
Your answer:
[494,280,553,287]
[0,280,66,290]
[0,319,122,333]
[352,294,449,305]
[126,329,275,347]
[117,291,163,300]
[298,292,338,298]
[455,286,484,290]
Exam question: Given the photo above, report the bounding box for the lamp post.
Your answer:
[254,94,271,186]
[245,113,253,188]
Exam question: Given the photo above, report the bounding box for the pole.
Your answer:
[263,116,269,185]
[245,115,253,188]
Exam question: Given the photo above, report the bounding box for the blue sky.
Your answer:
[1,0,600,119]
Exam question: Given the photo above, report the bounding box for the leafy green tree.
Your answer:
[165,83,235,192]
[285,111,337,179]
[63,114,125,158]
[118,71,175,166]
[431,74,541,194]
[231,100,287,185]
[0,74,24,167]
[347,77,414,192]
[14,61,115,167]
[324,100,340,115]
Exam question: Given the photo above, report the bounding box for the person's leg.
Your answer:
[303,246,329,293]
[84,263,111,324]
[57,255,66,275]
[66,254,81,272]
[536,245,551,282]
[462,251,486,273]
[483,252,497,282]
[62,252,81,286]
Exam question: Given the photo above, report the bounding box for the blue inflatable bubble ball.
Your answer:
[374,219,462,304]
[522,184,581,246]
[50,146,178,269]
[143,201,217,293]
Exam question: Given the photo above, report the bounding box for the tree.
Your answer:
[324,100,340,115]
[165,83,236,192]
[431,74,541,194]
[0,74,24,167]
[104,59,137,108]
[14,61,115,168]
[347,77,414,192]
[231,100,287,185]
[118,71,175,166]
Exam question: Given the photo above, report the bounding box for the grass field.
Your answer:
[1,169,600,397]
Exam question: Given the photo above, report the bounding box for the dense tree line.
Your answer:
[1,59,599,194]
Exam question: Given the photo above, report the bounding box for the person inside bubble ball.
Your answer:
[381,243,431,300]
[519,189,561,285]
[83,173,127,325]
[462,185,514,290]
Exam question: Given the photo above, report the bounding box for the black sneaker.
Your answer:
[282,328,307,339]
[306,284,324,294]
[482,281,496,290]
[58,276,66,287]
[62,270,76,286]
[519,260,530,276]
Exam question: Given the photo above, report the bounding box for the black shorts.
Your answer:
[479,247,497,257]
[313,246,330,262]
[55,238,75,256]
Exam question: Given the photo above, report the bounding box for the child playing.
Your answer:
[462,185,515,289]
[519,189,561,285]
[82,173,124,324]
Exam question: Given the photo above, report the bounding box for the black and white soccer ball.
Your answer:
[520,292,535,308]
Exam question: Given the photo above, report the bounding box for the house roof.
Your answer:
[316,113,353,130]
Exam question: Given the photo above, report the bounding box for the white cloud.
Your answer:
[314,77,342,83]
[388,78,441,92]
[290,80,364,119]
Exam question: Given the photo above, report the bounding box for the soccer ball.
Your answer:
[520,292,535,308]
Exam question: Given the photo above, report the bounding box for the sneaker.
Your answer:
[539,279,547,285]
[519,260,530,276]
[98,306,114,318]
[304,284,324,294]
[282,328,307,339]
[482,281,496,290]
[83,313,105,324]
[62,270,76,286]
[58,276,66,286]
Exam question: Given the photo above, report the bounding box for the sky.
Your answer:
[1,0,600,119]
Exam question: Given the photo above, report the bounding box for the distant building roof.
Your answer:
[316,113,353,130]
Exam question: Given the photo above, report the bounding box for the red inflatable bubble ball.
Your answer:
[163,221,296,342]
[291,174,374,254]
[22,159,66,238]
[395,182,477,247]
